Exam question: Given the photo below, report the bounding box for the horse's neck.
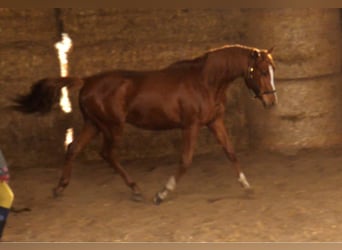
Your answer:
[204,48,249,101]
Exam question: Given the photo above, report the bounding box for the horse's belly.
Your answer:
[126,106,182,130]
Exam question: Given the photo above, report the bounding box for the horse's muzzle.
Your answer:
[261,91,278,108]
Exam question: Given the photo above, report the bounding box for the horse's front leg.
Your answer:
[153,124,199,205]
[207,117,253,193]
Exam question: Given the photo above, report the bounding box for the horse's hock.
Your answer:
[244,9,342,152]
[1,9,342,165]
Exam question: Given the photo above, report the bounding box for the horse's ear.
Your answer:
[267,47,275,54]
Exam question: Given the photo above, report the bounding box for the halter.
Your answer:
[246,65,277,99]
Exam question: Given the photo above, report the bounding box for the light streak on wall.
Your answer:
[54,33,74,150]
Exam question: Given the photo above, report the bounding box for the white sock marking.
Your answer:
[238,172,251,189]
[158,189,168,200]
[166,176,176,191]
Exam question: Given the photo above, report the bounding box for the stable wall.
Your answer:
[1,9,341,167]
[0,9,68,166]
[243,9,342,153]
[0,9,248,166]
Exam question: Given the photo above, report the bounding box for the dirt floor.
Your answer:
[3,146,342,242]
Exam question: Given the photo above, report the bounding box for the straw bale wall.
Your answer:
[0,9,248,164]
[1,8,341,165]
[244,8,342,153]
[0,9,67,165]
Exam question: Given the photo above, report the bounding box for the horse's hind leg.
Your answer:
[53,121,98,197]
[102,126,143,202]
[207,117,253,193]
[153,124,199,205]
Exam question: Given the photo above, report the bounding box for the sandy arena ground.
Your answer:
[3,146,342,242]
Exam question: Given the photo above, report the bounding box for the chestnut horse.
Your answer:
[12,44,277,205]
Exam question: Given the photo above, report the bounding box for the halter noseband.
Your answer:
[246,65,277,98]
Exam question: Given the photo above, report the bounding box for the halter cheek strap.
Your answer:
[246,65,277,98]
[247,66,254,79]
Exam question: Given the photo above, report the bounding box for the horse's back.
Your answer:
[78,68,207,130]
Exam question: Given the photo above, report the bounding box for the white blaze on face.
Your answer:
[268,64,278,104]
[55,33,74,150]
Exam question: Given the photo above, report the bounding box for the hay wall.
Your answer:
[1,8,341,167]
[0,9,68,165]
[0,9,248,165]
[243,8,342,153]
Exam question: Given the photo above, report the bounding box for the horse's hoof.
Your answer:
[153,193,163,205]
[244,187,255,197]
[131,192,144,202]
[52,187,63,198]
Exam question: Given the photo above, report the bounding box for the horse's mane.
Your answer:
[165,45,260,71]
[208,44,257,53]
[166,54,208,70]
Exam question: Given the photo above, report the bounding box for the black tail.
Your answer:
[11,77,83,114]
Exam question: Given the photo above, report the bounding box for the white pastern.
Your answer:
[166,176,176,191]
[157,189,168,200]
[238,172,251,189]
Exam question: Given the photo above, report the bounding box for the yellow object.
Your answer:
[0,181,14,209]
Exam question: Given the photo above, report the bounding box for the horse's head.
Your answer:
[245,48,277,108]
